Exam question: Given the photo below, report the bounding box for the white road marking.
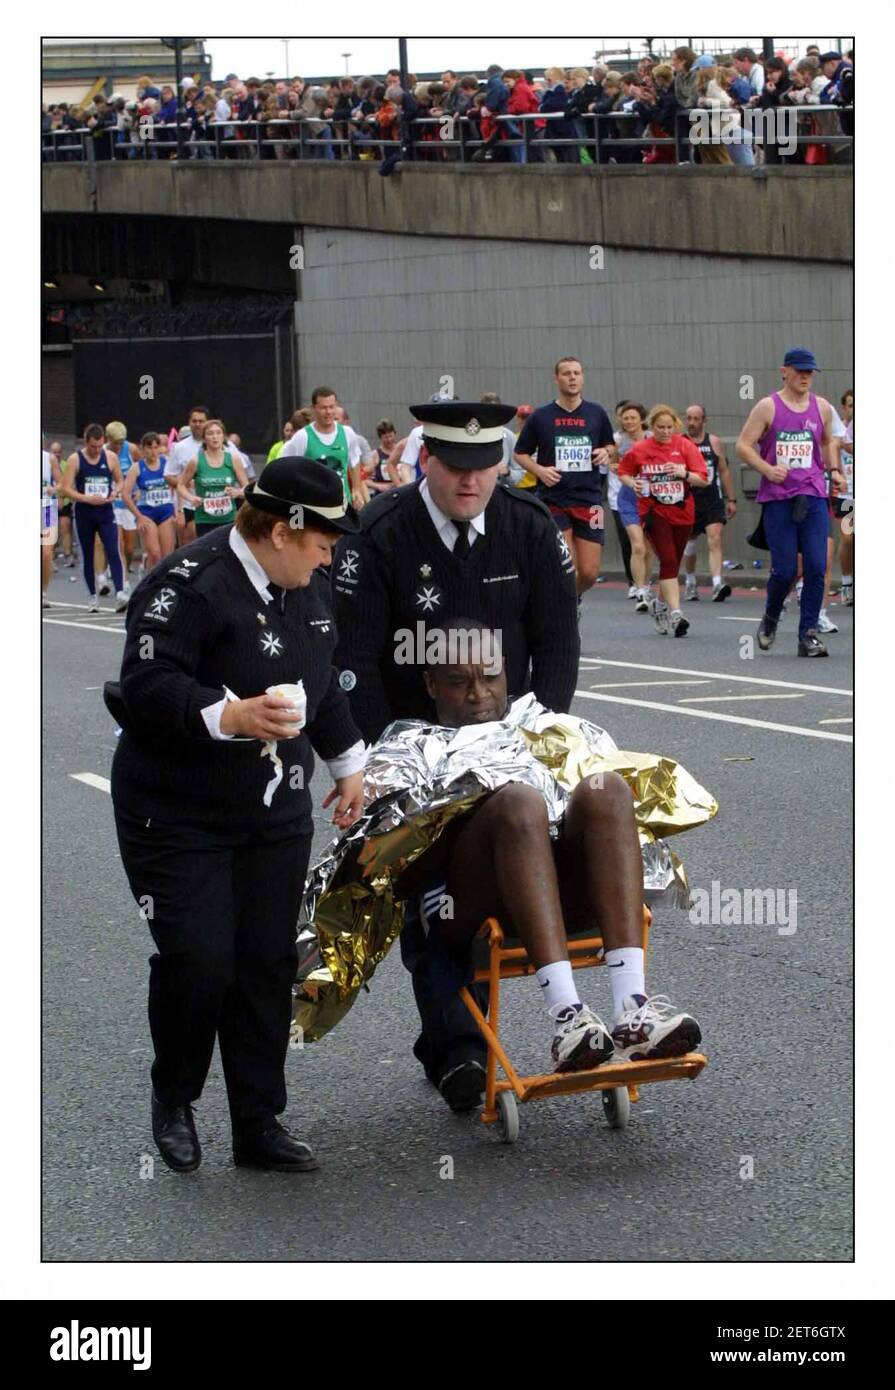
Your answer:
[573,689,852,743]
[678,693,804,704]
[43,619,125,635]
[819,717,854,725]
[714,615,765,622]
[44,600,121,613]
[589,679,711,689]
[70,773,111,794]
[579,656,851,697]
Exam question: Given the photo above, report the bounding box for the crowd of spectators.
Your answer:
[42,45,853,166]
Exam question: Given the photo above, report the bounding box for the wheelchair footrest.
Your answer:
[507,1052,707,1104]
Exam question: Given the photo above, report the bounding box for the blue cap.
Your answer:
[783,347,820,372]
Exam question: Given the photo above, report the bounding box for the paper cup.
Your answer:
[266,680,307,731]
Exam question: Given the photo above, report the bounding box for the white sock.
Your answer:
[685,574,696,587]
[605,947,646,1021]
[536,960,580,1016]
[842,576,853,588]
[712,574,721,589]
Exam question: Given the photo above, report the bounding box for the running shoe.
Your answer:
[798,629,828,657]
[757,613,778,650]
[627,585,638,599]
[88,595,100,613]
[98,575,112,596]
[795,578,804,602]
[840,584,853,607]
[551,1004,614,1073]
[816,609,838,634]
[634,589,651,613]
[611,994,701,1061]
[669,609,689,637]
[42,595,51,609]
[115,590,130,614]
[684,584,700,602]
[651,598,670,635]
[712,582,732,602]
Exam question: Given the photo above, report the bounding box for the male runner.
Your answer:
[279,388,368,508]
[682,404,737,602]
[164,406,209,544]
[737,348,845,657]
[513,358,615,596]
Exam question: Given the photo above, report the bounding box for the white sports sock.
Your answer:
[605,947,646,1021]
[712,574,721,588]
[535,960,580,1016]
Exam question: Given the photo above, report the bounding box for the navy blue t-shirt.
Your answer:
[515,399,614,507]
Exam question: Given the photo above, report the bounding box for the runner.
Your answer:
[49,440,76,568]
[279,387,368,508]
[177,419,248,536]
[618,405,708,636]
[164,405,210,545]
[736,347,845,658]
[122,431,177,571]
[60,424,129,612]
[266,419,295,464]
[612,402,652,611]
[513,358,616,596]
[836,388,854,606]
[41,443,56,608]
[368,419,401,492]
[681,404,737,603]
[104,422,138,582]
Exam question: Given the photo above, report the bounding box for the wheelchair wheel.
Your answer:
[602,1086,630,1130]
[496,1091,519,1144]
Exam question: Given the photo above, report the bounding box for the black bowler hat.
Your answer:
[244,457,360,533]
[409,399,517,471]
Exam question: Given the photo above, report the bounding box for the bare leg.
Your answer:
[659,576,681,611]
[626,524,647,589]
[571,534,602,595]
[706,522,724,582]
[554,777,643,950]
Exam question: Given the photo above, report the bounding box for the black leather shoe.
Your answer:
[757,613,778,650]
[232,1119,319,1172]
[439,1059,486,1114]
[798,629,828,657]
[151,1093,201,1173]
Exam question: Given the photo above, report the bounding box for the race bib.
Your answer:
[202,491,232,517]
[841,452,854,496]
[144,486,170,509]
[775,431,814,470]
[554,436,592,473]
[704,461,715,484]
[649,473,685,505]
[84,476,109,498]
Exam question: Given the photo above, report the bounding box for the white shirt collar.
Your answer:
[229,526,273,604]
[419,477,486,551]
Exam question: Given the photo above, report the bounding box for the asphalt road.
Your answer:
[42,567,853,1261]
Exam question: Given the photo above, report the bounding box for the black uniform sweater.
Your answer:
[332,481,580,743]
[111,528,360,830]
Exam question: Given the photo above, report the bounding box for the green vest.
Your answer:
[267,439,285,464]
[194,449,236,526]
[303,423,350,501]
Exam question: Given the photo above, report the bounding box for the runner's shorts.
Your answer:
[691,490,727,538]
[548,503,604,545]
[616,486,640,529]
[114,503,137,532]
[139,503,176,526]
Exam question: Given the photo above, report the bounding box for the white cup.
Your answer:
[266,680,307,733]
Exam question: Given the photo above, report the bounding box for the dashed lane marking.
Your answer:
[588,680,711,689]
[578,656,851,697]
[677,692,804,704]
[573,689,852,743]
[819,717,854,725]
[43,619,125,635]
[70,773,111,794]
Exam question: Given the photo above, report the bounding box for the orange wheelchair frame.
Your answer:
[458,907,707,1142]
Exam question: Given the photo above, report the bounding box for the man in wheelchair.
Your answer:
[398,617,702,1085]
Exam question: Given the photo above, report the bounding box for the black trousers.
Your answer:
[399,902,489,1086]
[115,807,312,1132]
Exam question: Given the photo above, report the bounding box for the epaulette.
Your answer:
[158,540,229,586]
[360,483,418,532]
[496,481,552,519]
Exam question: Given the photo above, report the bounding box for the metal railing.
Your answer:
[41,105,853,166]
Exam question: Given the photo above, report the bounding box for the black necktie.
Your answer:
[452,520,471,559]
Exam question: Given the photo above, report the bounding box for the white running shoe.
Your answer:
[840,584,853,607]
[816,609,838,634]
[669,609,690,637]
[611,993,702,1062]
[551,1004,614,1073]
[627,584,638,599]
[684,583,699,601]
[88,595,100,613]
[634,589,650,613]
[98,574,112,596]
[42,595,51,609]
[650,598,670,635]
[115,590,130,613]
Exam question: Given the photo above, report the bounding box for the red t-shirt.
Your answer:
[618,433,707,526]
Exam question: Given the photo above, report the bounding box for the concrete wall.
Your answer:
[296,227,853,571]
[42,162,853,264]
